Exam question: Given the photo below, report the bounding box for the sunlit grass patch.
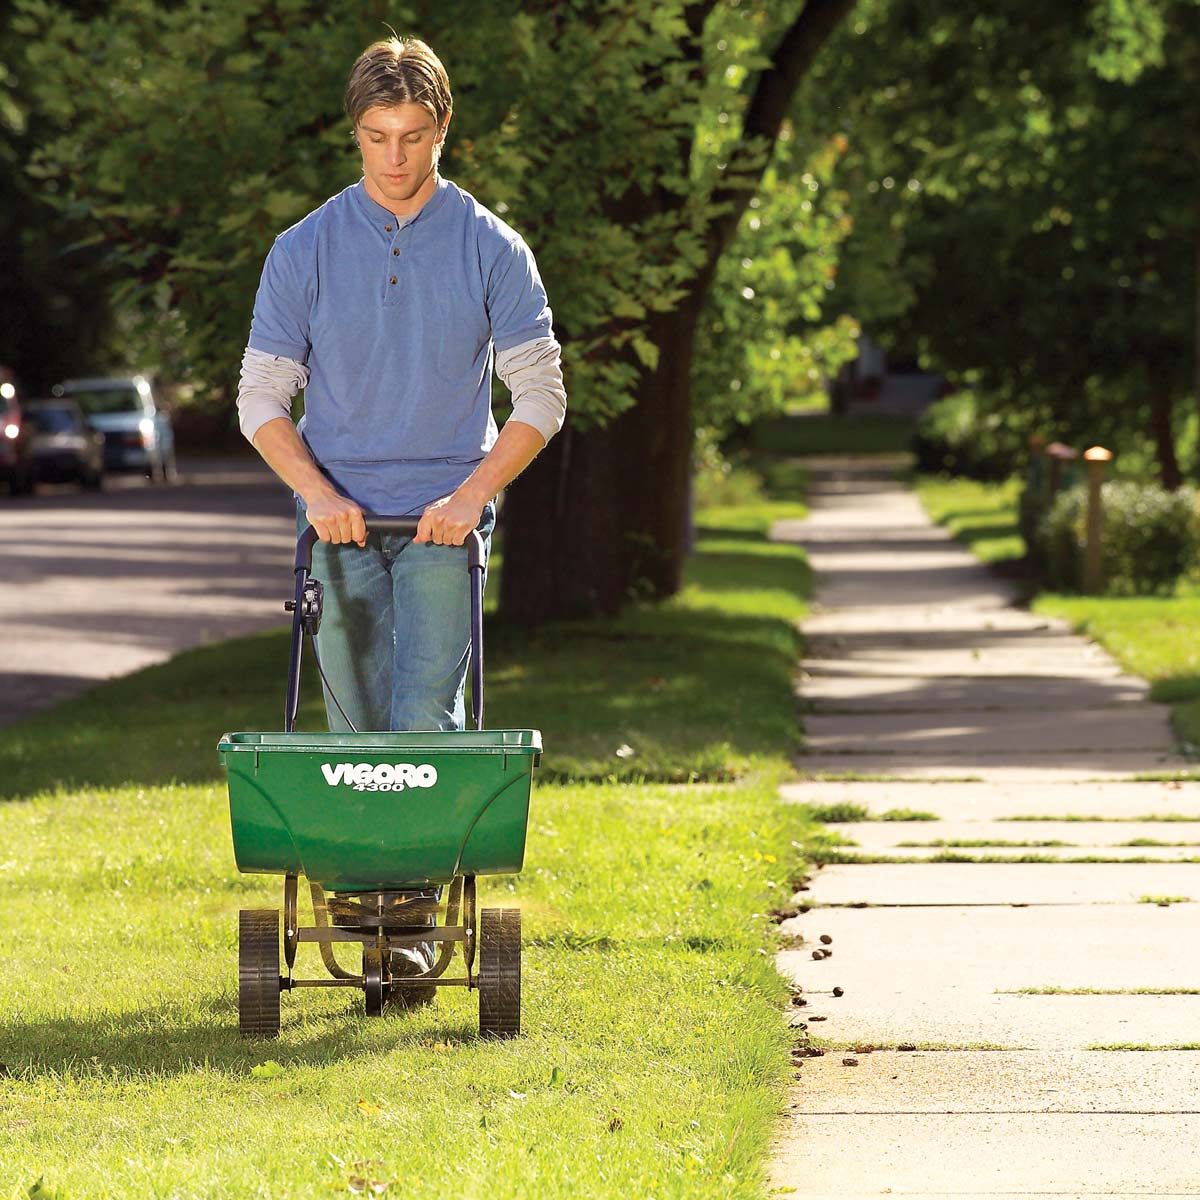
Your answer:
[913,474,1024,565]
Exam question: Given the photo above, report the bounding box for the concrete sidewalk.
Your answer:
[769,460,1200,1199]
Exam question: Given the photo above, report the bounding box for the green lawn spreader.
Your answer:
[218,518,540,1040]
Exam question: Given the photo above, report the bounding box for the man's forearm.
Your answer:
[455,420,547,507]
[251,416,341,505]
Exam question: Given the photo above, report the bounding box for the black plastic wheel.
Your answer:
[478,907,521,1039]
[363,947,388,1017]
[239,909,281,1039]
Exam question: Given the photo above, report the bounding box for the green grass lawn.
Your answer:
[911,474,1024,565]
[0,486,813,1197]
[913,473,1200,752]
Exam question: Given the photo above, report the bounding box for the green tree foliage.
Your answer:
[807,0,1200,485]
[0,3,116,393]
[692,124,860,433]
[14,0,384,407]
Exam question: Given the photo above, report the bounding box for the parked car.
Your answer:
[54,375,177,482]
[0,377,36,495]
[24,399,105,489]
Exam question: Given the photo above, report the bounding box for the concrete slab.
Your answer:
[790,1050,1200,1113]
[804,708,1177,755]
[801,863,1200,907]
[803,643,1128,678]
[831,819,1200,853]
[803,618,1084,643]
[779,904,1200,993]
[793,755,1193,783]
[809,576,1024,613]
[832,844,1200,862]
[782,780,1200,820]
[771,1113,1200,1195]
[801,674,1150,712]
[784,988,1200,1050]
[801,606,1063,633]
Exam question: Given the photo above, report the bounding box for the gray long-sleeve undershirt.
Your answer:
[236,336,567,446]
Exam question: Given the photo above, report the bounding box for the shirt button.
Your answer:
[384,224,392,232]
[390,276,398,285]
[392,248,400,256]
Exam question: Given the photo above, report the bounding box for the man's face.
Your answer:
[356,102,449,213]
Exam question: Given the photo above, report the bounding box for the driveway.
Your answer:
[0,458,297,727]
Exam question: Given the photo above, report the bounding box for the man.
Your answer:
[236,36,566,988]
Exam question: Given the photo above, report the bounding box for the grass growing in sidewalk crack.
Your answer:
[999,987,1200,996]
[805,1040,1012,1053]
[1087,1043,1200,1051]
[1121,838,1200,847]
[895,839,1074,849]
[998,814,1200,823]
[809,851,1200,864]
[1138,894,1192,905]
[800,803,939,823]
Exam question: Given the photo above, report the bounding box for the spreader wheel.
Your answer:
[363,947,389,1017]
[239,909,281,1040]
[478,907,521,1039]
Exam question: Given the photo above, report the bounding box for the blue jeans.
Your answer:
[299,503,495,733]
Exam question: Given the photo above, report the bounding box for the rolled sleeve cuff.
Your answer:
[495,336,567,443]
[506,404,558,443]
[239,397,293,443]
[237,345,307,443]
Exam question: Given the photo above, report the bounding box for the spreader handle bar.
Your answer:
[286,517,486,733]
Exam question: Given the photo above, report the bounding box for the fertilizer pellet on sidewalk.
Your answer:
[769,459,1200,1198]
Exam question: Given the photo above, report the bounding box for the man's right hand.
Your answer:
[304,489,366,547]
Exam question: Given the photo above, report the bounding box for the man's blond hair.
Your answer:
[344,37,453,129]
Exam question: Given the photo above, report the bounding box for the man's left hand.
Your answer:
[415,491,485,546]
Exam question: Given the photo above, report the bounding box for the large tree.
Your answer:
[494,1,857,620]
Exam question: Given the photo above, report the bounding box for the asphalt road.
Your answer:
[0,457,297,728]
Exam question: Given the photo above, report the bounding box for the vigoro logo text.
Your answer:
[320,762,438,792]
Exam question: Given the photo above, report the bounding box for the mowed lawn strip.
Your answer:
[0,487,813,1198]
[913,473,1200,751]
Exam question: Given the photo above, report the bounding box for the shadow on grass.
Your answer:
[0,528,809,799]
[0,999,483,1081]
[748,413,916,457]
[1152,675,1200,705]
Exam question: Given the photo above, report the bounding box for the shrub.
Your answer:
[1020,455,1083,573]
[911,391,1024,481]
[1037,481,1200,594]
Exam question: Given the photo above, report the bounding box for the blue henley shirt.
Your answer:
[247,176,554,516]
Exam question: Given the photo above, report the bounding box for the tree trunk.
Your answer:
[499,294,706,623]
[1149,387,1181,490]
[1194,220,1200,471]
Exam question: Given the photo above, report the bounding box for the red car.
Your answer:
[0,375,36,495]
